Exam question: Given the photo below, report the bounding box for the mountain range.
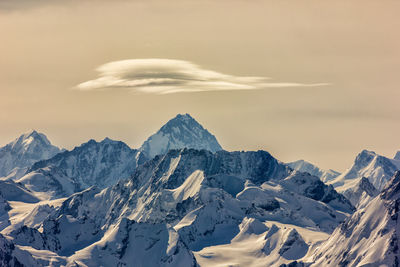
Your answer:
[0,114,399,266]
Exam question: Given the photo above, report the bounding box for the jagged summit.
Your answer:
[354,149,376,166]
[23,138,146,196]
[394,151,400,160]
[139,113,223,159]
[10,130,53,151]
[0,130,62,178]
[329,149,400,191]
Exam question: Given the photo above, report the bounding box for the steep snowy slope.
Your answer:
[195,219,329,267]
[4,198,65,232]
[4,148,354,266]
[0,180,43,231]
[0,180,40,204]
[15,168,77,200]
[287,160,340,182]
[69,218,198,267]
[16,138,146,199]
[140,114,222,159]
[306,171,400,267]
[0,130,62,179]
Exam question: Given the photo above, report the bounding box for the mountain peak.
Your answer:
[330,149,400,197]
[394,151,400,160]
[26,137,143,195]
[24,129,38,136]
[355,149,376,163]
[15,129,52,147]
[0,130,62,177]
[350,149,379,172]
[8,130,58,152]
[175,113,193,120]
[159,113,197,132]
[139,114,223,159]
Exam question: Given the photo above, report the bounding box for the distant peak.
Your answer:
[160,114,203,133]
[176,113,193,119]
[394,151,400,160]
[15,130,51,146]
[354,149,376,164]
[139,113,222,159]
[171,113,195,123]
[21,129,41,139]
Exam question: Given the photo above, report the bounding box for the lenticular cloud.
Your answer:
[76,59,328,94]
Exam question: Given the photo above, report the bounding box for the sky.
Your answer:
[1,0,400,171]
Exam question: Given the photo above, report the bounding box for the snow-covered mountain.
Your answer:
[327,149,400,209]
[139,114,222,159]
[330,149,400,191]
[287,159,340,182]
[0,130,62,179]
[301,171,400,266]
[1,148,354,266]
[15,138,147,199]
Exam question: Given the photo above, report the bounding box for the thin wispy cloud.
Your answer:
[76,59,329,94]
[0,0,124,11]
[0,0,69,11]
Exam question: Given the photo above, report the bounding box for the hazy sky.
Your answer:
[1,0,400,171]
